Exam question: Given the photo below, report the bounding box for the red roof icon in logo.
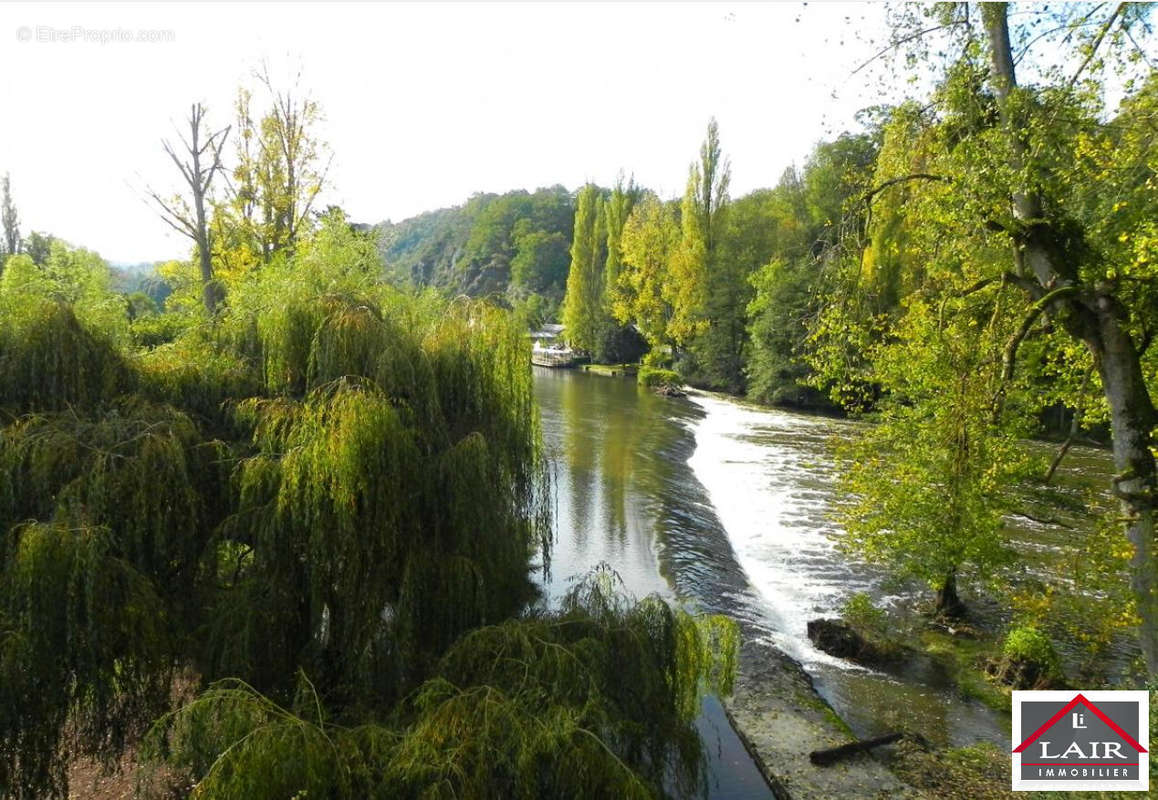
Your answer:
[1013,693,1148,754]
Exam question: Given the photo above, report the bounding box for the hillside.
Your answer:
[375,185,575,299]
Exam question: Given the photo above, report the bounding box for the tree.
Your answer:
[616,193,678,355]
[561,184,607,353]
[223,70,331,270]
[510,226,570,295]
[1,173,19,268]
[22,231,55,267]
[147,103,231,314]
[670,119,730,366]
[0,220,737,797]
[746,139,878,406]
[834,284,1032,616]
[976,3,1158,676]
[812,4,1158,666]
[602,173,641,299]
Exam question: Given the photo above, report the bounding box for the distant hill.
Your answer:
[109,260,161,275]
[108,260,171,305]
[374,186,576,300]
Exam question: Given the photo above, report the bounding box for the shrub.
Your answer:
[1002,625,1060,672]
[841,592,888,639]
[638,366,681,389]
[986,624,1063,689]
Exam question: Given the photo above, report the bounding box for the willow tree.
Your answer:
[145,569,738,800]
[0,391,227,796]
[0,189,741,799]
[209,290,550,700]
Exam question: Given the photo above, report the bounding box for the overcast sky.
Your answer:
[1,2,906,263]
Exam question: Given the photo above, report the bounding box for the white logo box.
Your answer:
[1012,690,1149,792]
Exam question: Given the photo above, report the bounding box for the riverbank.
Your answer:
[725,638,920,799]
[547,365,1137,797]
[532,366,1054,797]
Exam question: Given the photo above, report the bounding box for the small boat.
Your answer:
[531,342,579,368]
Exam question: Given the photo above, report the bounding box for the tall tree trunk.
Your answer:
[983,4,1158,677]
[1089,301,1158,673]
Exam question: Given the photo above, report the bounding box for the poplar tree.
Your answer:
[602,174,640,301]
[561,184,606,353]
[1,173,19,267]
[669,120,730,357]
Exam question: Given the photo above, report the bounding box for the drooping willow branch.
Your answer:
[991,284,1081,422]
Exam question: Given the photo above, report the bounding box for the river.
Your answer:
[532,365,1119,797]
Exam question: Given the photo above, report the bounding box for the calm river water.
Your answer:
[532,365,1120,798]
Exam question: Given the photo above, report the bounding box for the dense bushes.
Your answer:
[638,366,682,390]
[146,571,737,800]
[0,227,735,799]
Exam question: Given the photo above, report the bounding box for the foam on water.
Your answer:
[685,391,878,669]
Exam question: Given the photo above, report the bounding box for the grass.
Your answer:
[918,629,1011,712]
[892,740,1015,800]
[582,363,639,377]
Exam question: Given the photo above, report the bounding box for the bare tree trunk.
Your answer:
[983,4,1158,677]
[148,104,230,315]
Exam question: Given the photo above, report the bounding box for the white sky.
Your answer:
[0,2,898,264]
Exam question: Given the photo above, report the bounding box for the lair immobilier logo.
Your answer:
[1012,690,1149,791]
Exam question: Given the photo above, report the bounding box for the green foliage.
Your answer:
[379,186,574,300]
[0,396,225,797]
[21,232,55,266]
[837,403,1025,605]
[668,119,729,352]
[0,244,128,344]
[562,184,609,354]
[1001,625,1061,678]
[0,522,173,799]
[602,174,641,300]
[0,212,563,796]
[616,193,677,353]
[746,258,816,406]
[510,228,570,294]
[509,292,556,332]
[832,283,1037,605]
[129,310,191,349]
[840,592,888,639]
[746,137,878,407]
[0,301,132,416]
[146,571,738,800]
[638,367,681,390]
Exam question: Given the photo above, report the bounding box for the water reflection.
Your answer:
[537,367,674,601]
[533,367,773,798]
[533,367,1117,785]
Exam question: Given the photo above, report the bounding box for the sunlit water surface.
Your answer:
[533,367,1119,796]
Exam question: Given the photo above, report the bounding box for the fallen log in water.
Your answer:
[809,732,904,766]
